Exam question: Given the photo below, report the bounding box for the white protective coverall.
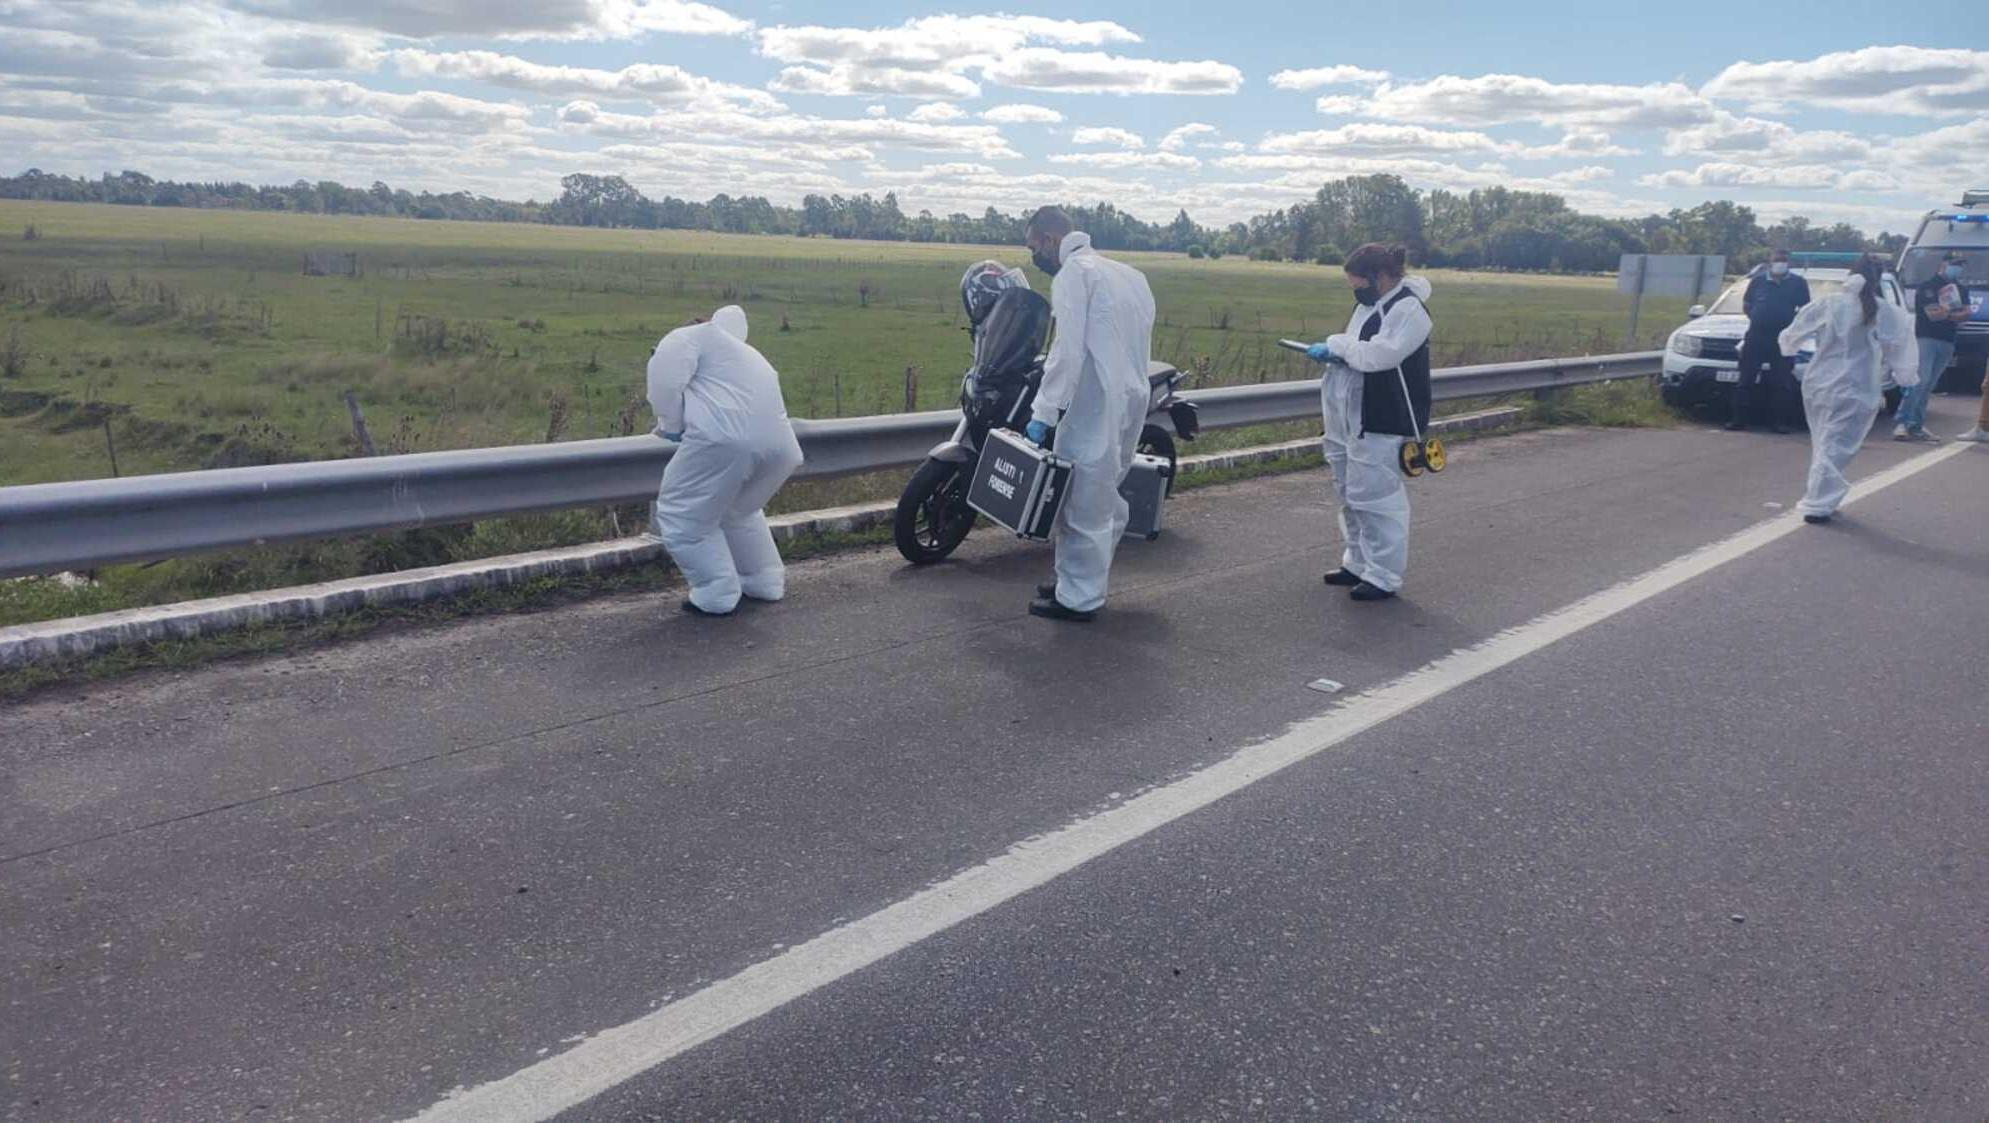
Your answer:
[1032,231,1157,612]
[1776,276,1918,518]
[647,306,805,614]
[1320,276,1433,593]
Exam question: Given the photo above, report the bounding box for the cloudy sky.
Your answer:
[2,0,1982,232]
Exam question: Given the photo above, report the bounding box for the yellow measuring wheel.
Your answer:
[1422,435,1448,473]
[1398,440,1427,477]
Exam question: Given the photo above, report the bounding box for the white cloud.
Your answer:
[226,0,752,40]
[863,104,888,118]
[1549,165,1614,184]
[389,48,778,109]
[906,101,964,123]
[1048,150,1199,170]
[1326,73,1713,129]
[558,100,1021,160]
[980,49,1243,95]
[1875,117,1989,200]
[1835,170,1897,192]
[981,104,1063,124]
[1261,122,1512,157]
[1662,111,1871,165]
[1071,126,1144,149]
[1704,46,1989,117]
[1521,130,1636,158]
[261,31,380,70]
[757,15,1139,69]
[1158,122,1216,151]
[1269,65,1389,91]
[1638,163,1854,191]
[769,64,980,100]
[760,13,1242,100]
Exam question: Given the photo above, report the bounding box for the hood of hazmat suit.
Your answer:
[647,305,805,614]
[1033,230,1158,613]
[1776,275,1920,518]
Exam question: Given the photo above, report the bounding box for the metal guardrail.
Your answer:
[0,351,1661,578]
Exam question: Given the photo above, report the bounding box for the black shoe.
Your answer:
[1803,513,1831,525]
[1036,581,1058,600]
[1723,419,1746,431]
[1349,582,1397,602]
[681,599,732,617]
[1322,568,1362,587]
[1029,597,1097,622]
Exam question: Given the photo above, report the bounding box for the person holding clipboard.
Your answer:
[1294,243,1433,602]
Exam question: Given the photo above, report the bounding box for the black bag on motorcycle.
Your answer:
[964,288,1052,427]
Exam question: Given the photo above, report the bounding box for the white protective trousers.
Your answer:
[1777,279,1918,518]
[1319,364,1410,591]
[1050,376,1150,612]
[647,306,805,613]
[653,434,803,613]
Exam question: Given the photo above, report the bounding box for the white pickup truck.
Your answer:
[1659,259,1907,414]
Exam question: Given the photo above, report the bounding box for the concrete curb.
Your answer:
[0,408,1520,670]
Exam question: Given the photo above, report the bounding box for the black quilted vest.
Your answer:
[1357,288,1432,438]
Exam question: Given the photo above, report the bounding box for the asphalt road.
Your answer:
[4,400,1985,1122]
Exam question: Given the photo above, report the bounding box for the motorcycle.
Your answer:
[893,265,1200,565]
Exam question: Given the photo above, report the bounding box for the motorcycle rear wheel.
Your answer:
[894,458,976,564]
[1138,425,1178,495]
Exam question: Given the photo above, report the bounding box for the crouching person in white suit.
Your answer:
[647,305,804,616]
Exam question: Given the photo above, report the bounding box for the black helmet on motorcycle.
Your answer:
[960,260,1030,331]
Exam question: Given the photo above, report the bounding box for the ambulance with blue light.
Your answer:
[1897,189,1989,392]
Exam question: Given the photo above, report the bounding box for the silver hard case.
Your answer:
[967,427,1074,541]
[1119,453,1173,540]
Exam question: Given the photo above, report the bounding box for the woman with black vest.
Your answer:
[1302,242,1433,602]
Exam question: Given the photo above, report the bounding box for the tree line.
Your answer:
[2,167,1908,273]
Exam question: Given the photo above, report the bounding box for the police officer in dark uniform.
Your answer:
[1727,248,1810,433]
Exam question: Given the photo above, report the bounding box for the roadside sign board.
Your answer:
[1618,253,1725,346]
[1617,254,1725,299]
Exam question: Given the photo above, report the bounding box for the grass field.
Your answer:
[0,200,1691,627]
[0,200,1695,485]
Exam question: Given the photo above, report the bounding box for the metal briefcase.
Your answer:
[1119,453,1172,541]
[967,427,1073,541]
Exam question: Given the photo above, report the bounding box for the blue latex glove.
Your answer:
[661,430,684,441]
[1305,342,1335,363]
[1025,420,1050,446]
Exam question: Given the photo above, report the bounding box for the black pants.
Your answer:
[1731,336,1798,427]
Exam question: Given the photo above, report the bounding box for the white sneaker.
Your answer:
[1892,424,1911,440]
[1908,429,1942,444]
[1958,428,1989,443]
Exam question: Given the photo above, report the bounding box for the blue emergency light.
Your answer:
[1788,252,1864,266]
[1942,213,1989,223]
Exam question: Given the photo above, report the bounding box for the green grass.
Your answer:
[0,200,1695,626]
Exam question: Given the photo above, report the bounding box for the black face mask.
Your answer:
[1031,247,1061,276]
[1352,281,1381,307]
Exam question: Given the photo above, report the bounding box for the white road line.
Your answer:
[406,442,1969,1123]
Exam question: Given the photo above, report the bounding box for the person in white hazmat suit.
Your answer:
[1303,243,1433,601]
[1020,206,1157,622]
[647,305,805,615]
[1776,256,1918,524]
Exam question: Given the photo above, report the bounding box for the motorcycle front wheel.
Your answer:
[893,458,977,564]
